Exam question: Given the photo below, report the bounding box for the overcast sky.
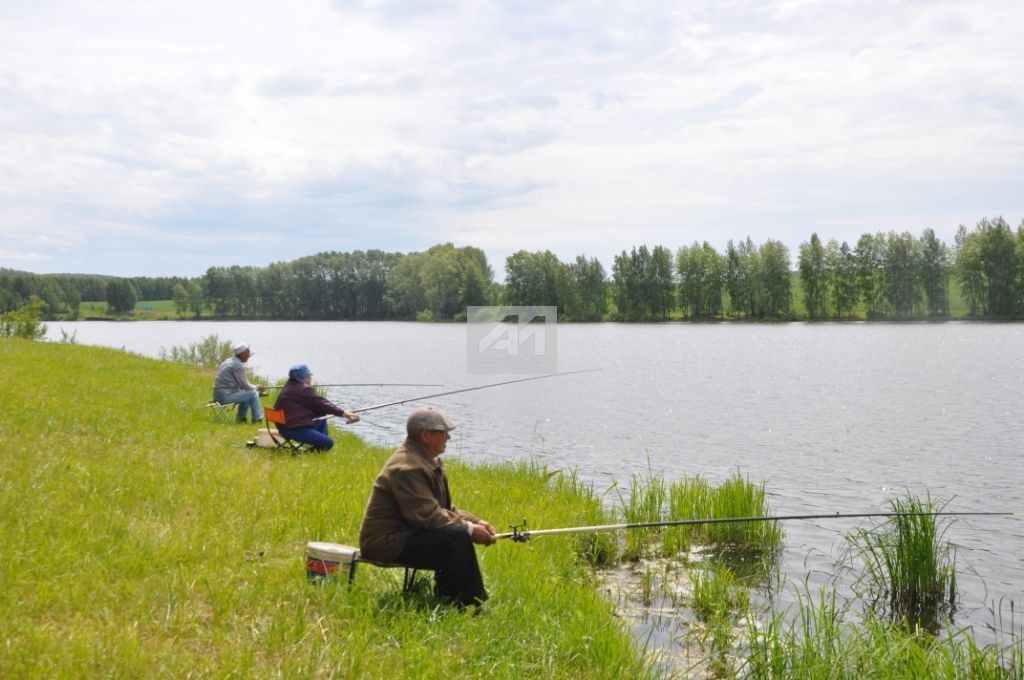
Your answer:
[2,0,1022,279]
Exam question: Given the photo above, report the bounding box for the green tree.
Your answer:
[105,279,138,314]
[759,239,792,318]
[172,283,190,317]
[828,240,858,319]
[677,242,725,318]
[919,228,951,316]
[855,233,886,318]
[977,217,1017,317]
[798,233,828,319]
[954,225,984,316]
[388,252,428,318]
[0,295,48,339]
[883,232,921,317]
[570,255,608,321]
[504,250,576,319]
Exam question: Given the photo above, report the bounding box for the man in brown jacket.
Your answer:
[359,407,496,607]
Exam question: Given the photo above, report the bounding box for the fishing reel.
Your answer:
[508,518,532,543]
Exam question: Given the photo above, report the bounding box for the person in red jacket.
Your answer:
[272,364,359,451]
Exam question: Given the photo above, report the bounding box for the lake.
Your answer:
[47,319,1024,644]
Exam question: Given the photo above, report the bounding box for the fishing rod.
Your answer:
[496,511,1020,543]
[314,414,391,430]
[265,383,443,390]
[351,368,601,414]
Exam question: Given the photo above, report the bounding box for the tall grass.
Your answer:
[550,468,619,566]
[0,338,656,679]
[742,585,1024,679]
[661,471,782,557]
[688,566,751,677]
[845,492,958,629]
[618,470,667,561]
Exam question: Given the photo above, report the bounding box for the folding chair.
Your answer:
[262,408,314,453]
[206,400,237,421]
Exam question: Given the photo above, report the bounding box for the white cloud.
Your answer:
[0,0,1022,276]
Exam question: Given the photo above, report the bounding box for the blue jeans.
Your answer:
[280,419,334,451]
[214,389,264,423]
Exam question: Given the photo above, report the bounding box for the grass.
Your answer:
[844,493,958,630]
[79,299,183,320]
[741,586,1024,679]
[661,472,782,558]
[0,338,655,679]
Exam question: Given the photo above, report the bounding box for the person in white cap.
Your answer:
[359,407,496,608]
[212,342,265,423]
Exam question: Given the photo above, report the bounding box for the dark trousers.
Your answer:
[396,524,488,607]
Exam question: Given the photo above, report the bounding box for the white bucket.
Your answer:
[254,428,282,448]
[306,542,359,581]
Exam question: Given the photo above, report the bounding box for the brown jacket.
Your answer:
[358,438,479,562]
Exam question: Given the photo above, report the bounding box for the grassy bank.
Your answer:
[0,338,654,678]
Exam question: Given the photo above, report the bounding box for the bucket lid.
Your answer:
[306,541,358,563]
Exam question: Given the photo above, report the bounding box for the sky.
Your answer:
[2,0,1023,279]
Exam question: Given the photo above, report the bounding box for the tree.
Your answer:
[954,225,983,316]
[677,242,725,318]
[977,217,1017,317]
[570,255,608,321]
[0,295,47,339]
[504,250,576,318]
[105,279,138,314]
[919,228,951,316]
[883,232,921,317]
[828,240,858,319]
[759,240,792,318]
[612,248,643,321]
[855,233,886,318]
[798,233,828,319]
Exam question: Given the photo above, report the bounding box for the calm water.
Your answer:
[49,320,1024,641]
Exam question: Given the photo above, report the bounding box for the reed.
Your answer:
[550,468,618,566]
[690,566,750,623]
[687,566,750,678]
[844,492,958,629]
[741,585,1024,679]
[661,471,782,557]
[662,474,713,554]
[618,471,667,561]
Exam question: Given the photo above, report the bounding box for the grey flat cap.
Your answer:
[406,407,456,436]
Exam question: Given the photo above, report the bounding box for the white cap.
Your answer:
[232,342,250,356]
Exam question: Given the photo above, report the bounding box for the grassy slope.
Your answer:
[0,339,654,679]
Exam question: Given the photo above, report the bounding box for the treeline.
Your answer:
[3,216,1023,321]
[0,270,187,318]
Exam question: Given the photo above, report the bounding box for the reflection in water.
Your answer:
[48,320,1024,652]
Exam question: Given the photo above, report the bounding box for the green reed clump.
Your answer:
[661,471,782,557]
[741,585,1024,679]
[662,475,713,554]
[691,566,750,623]
[845,492,957,629]
[706,473,781,550]
[618,471,667,561]
[688,566,750,677]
